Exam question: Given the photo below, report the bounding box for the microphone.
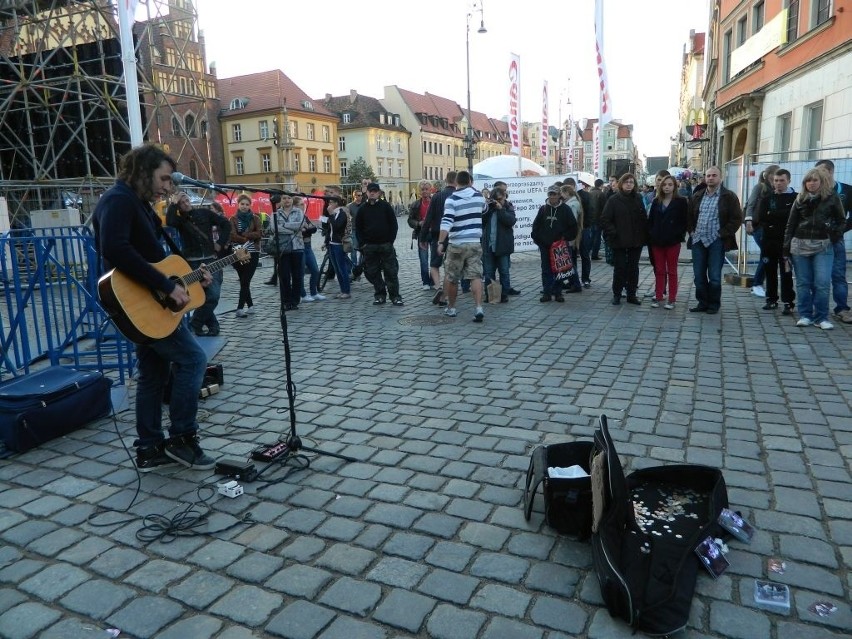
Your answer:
[171,172,230,195]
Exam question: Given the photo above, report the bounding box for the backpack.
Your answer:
[590,414,728,636]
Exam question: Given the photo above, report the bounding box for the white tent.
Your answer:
[473,155,548,179]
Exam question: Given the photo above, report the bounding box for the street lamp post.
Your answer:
[465,2,487,173]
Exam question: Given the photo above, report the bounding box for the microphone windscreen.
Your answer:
[171,172,185,185]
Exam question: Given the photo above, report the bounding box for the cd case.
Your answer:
[754,580,791,615]
[695,536,729,578]
[718,508,755,543]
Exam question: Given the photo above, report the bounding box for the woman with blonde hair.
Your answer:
[647,175,688,308]
[783,168,845,329]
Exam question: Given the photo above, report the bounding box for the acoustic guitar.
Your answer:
[98,247,250,344]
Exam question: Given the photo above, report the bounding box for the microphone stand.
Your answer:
[226,183,356,469]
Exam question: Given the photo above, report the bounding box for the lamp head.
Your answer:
[478,21,487,33]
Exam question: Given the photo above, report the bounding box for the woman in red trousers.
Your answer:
[647,176,689,309]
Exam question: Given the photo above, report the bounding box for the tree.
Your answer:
[343,157,376,188]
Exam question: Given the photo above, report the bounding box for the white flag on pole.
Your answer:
[508,54,521,156]
[541,82,549,166]
[595,0,612,126]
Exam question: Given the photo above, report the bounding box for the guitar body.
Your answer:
[98,255,205,344]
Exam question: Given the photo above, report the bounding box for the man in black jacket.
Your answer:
[752,168,796,314]
[356,182,402,306]
[166,192,231,336]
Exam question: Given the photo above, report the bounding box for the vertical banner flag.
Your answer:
[566,115,574,173]
[509,54,521,156]
[541,82,548,165]
[593,122,600,176]
[595,0,612,126]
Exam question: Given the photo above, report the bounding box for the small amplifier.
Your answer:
[251,441,289,462]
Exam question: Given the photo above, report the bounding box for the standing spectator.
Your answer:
[531,185,578,303]
[421,172,457,304]
[93,143,215,471]
[437,171,487,321]
[228,194,262,318]
[678,179,693,198]
[647,175,688,309]
[324,195,352,299]
[269,194,305,311]
[644,170,671,298]
[166,190,231,336]
[600,174,647,305]
[744,164,780,298]
[348,190,364,279]
[296,196,325,303]
[560,183,585,293]
[784,168,846,329]
[754,169,796,315]
[814,159,852,323]
[408,180,433,289]
[356,182,402,306]
[481,186,516,303]
[491,180,521,295]
[687,166,743,314]
[587,179,607,262]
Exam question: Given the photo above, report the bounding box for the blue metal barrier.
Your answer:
[0,226,136,382]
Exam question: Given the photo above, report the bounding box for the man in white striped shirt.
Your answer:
[437,171,487,322]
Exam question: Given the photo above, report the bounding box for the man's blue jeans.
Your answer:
[792,245,834,323]
[188,258,222,329]
[301,243,320,297]
[691,237,725,310]
[482,248,511,295]
[590,225,602,259]
[135,323,207,448]
[418,244,431,286]
[751,227,765,287]
[831,239,849,314]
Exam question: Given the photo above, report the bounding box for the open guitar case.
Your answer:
[590,414,729,636]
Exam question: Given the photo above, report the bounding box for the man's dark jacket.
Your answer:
[687,185,743,250]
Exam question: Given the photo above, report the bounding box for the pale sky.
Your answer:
[195,0,710,158]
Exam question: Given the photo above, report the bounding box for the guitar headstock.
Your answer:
[234,247,251,263]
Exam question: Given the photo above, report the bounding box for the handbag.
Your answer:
[549,239,575,282]
[265,233,293,257]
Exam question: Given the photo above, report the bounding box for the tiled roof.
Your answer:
[218,70,334,117]
[394,87,465,139]
[693,32,705,56]
[322,92,408,132]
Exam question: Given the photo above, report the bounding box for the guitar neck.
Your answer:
[183,252,241,285]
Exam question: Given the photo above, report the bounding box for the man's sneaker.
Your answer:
[473,308,484,323]
[507,288,521,296]
[247,306,257,314]
[444,307,458,317]
[752,285,766,298]
[782,303,793,316]
[136,443,176,473]
[421,284,432,290]
[835,309,852,323]
[164,434,216,470]
[206,326,220,337]
[313,293,327,301]
[817,320,834,330]
[373,296,386,305]
[302,295,315,302]
[796,318,813,327]
[235,308,248,318]
[392,297,404,306]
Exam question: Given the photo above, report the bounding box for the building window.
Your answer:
[259,120,269,140]
[340,161,348,178]
[308,154,316,172]
[179,77,187,95]
[232,123,242,142]
[261,153,271,172]
[171,116,181,136]
[234,155,244,175]
[422,141,427,153]
[397,137,402,152]
[293,153,300,172]
[200,120,208,139]
[803,101,823,160]
[813,0,830,27]
[189,159,198,179]
[776,113,792,163]
[289,121,298,139]
[342,113,351,124]
[376,136,383,151]
[322,125,330,142]
[377,159,383,176]
[338,136,346,152]
[786,0,799,42]
[752,1,765,33]
[722,29,733,83]
[397,161,403,178]
[185,114,196,138]
[229,97,246,110]
[323,155,331,173]
[737,16,747,46]
[306,123,315,140]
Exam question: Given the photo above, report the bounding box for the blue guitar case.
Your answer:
[0,366,112,454]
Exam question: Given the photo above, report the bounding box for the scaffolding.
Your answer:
[0,0,222,227]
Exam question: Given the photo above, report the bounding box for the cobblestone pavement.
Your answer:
[1,236,850,639]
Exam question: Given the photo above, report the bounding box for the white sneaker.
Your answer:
[650,300,660,308]
[421,284,432,290]
[664,302,674,310]
[817,320,834,330]
[235,308,248,318]
[247,306,256,314]
[301,295,315,302]
[752,285,766,298]
[312,293,327,301]
[796,318,813,327]
[444,307,458,317]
